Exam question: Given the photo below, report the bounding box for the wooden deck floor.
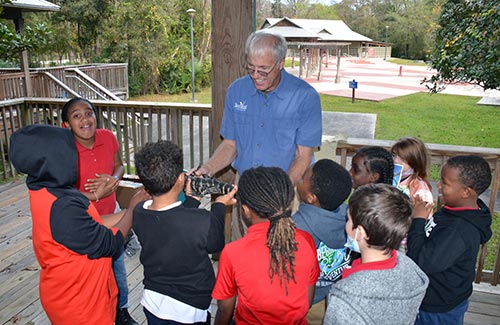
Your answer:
[1,180,500,324]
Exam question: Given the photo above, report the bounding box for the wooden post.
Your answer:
[299,46,304,78]
[335,47,341,83]
[317,48,322,81]
[211,0,252,156]
[212,0,253,244]
[14,16,33,97]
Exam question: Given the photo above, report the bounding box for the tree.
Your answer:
[53,0,112,61]
[0,21,52,64]
[385,0,435,60]
[335,0,435,60]
[424,0,500,92]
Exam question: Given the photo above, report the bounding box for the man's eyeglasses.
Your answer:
[246,63,277,78]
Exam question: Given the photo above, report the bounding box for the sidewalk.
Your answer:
[288,57,500,104]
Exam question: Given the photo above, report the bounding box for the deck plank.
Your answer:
[0,180,499,325]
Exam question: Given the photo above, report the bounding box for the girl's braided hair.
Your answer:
[356,146,394,185]
[237,167,297,293]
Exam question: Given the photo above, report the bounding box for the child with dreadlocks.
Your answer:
[212,167,320,325]
[349,146,394,189]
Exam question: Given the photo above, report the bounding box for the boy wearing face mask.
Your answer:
[325,184,429,324]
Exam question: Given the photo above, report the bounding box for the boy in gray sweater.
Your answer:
[324,184,429,325]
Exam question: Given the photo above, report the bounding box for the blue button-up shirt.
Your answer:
[220,69,322,174]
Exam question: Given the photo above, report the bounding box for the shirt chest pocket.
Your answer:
[272,117,297,147]
[233,112,256,143]
[234,112,254,126]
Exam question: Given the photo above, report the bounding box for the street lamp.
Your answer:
[384,25,389,60]
[187,8,196,102]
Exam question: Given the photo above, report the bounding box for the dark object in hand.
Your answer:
[186,174,234,197]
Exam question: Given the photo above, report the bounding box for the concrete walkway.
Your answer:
[288,57,500,104]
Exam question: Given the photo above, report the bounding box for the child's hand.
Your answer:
[128,189,151,209]
[215,185,238,206]
[412,195,433,219]
[184,177,201,202]
[86,173,120,198]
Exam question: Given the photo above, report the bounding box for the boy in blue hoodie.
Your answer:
[408,155,492,324]
[292,159,352,323]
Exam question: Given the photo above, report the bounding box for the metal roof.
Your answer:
[257,26,318,40]
[1,0,60,12]
[262,17,372,42]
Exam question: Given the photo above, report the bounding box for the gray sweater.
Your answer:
[324,253,429,325]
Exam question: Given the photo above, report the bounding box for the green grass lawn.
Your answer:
[133,89,500,149]
[320,93,500,149]
[387,58,429,67]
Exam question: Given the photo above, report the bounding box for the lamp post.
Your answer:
[187,8,196,102]
[384,25,389,60]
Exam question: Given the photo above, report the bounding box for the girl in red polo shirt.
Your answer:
[62,98,137,325]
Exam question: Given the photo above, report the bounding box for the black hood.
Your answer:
[9,125,78,190]
[448,199,492,244]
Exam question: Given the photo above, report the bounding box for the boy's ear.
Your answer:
[176,173,185,188]
[62,121,71,129]
[241,204,253,227]
[242,204,250,217]
[462,186,476,199]
[358,225,368,241]
[304,192,318,205]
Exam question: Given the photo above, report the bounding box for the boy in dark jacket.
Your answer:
[132,140,237,324]
[408,155,492,324]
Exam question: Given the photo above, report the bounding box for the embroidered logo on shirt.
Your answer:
[234,101,247,112]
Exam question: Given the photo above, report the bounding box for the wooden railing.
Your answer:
[0,64,128,100]
[2,100,499,285]
[331,137,500,286]
[0,98,211,179]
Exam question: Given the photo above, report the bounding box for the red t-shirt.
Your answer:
[342,249,398,279]
[75,129,119,214]
[212,221,320,325]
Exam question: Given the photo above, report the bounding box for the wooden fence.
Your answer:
[0,64,128,100]
[0,98,211,180]
[333,137,500,286]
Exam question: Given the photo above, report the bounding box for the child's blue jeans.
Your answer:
[415,299,469,325]
[113,251,129,308]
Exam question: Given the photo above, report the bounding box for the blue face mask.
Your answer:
[402,167,414,179]
[344,228,361,253]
